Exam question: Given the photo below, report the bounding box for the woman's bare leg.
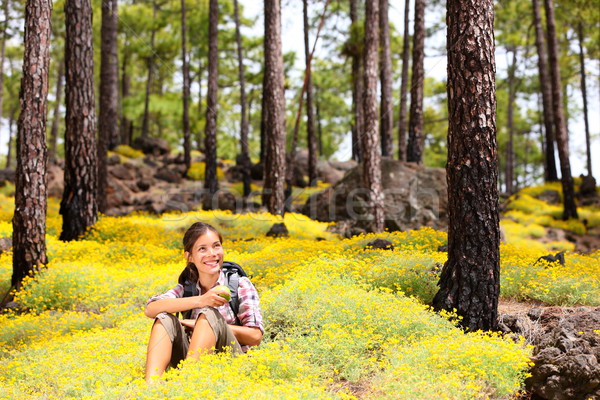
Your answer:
[145,320,172,382]
[187,314,216,359]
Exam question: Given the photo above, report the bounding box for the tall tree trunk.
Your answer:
[397,0,410,161]
[5,109,14,168]
[304,0,318,186]
[49,58,64,165]
[195,64,204,151]
[120,50,131,146]
[233,0,251,196]
[379,0,393,157]
[203,0,219,198]
[544,0,578,219]
[362,0,384,233]
[60,0,98,241]
[532,0,557,182]
[262,0,287,216]
[181,0,191,172]
[505,48,517,195]
[0,0,8,158]
[259,69,266,164]
[98,0,119,214]
[10,0,51,294]
[350,0,363,162]
[432,0,500,332]
[577,23,592,179]
[315,84,323,156]
[407,0,425,164]
[141,1,157,139]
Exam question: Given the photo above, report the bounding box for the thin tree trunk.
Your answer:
[262,0,287,216]
[304,0,318,186]
[532,0,557,182]
[233,0,251,196]
[5,109,14,168]
[379,0,393,157]
[544,0,578,219]
[10,0,51,294]
[505,48,517,195]
[61,0,98,241]
[204,0,219,197]
[350,0,363,162]
[196,64,204,151]
[407,0,425,164]
[397,0,410,161]
[315,84,323,156]
[141,1,157,139]
[181,0,191,172]
[49,58,64,165]
[120,50,131,146]
[98,0,119,214]
[362,0,384,233]
[0,0,8,159]
[577,23,592,178]
[432,0,500,332]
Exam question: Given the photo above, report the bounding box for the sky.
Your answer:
[0,0,598,180]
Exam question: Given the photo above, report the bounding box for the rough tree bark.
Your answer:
[11,0,52,293]
[233,0,251,196]
[407,0,425,164]
[577,23,592,179]
[544,0,578,219]
[350,0,363,162]
[181,0,191,172]
[203,0,219,198]
[141,0,157,139]
[304,0,318,186]
[379,0,393,157]
[532,0,558,182]
[362,0,384,233]
[60,0,98,241]
[49,58,64,165]
[505,48,517,195]
[98,0,119,214]
[397,0,410,161]
[262,0,287,216]
[432,0,500,332]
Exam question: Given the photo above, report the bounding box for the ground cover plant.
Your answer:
[1,184,599,399]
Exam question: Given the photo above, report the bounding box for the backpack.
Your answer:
[181,261,248,322]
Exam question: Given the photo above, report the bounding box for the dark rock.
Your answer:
[437,244,448,252]
[201,191,238,212]
[0,237,12,254]
[132,136,170,156]
[579,175,597,198]
[136,178,153,192]
[302,159,448,233]
[266,223,289,238]
[46,163,64,198]
[502,306,600,400]
[154,169,183,184]
[106,177,136,208]
[250,162,264,181]
[365,238,394,251]
[537,189,561,204]
[109,163,135,181]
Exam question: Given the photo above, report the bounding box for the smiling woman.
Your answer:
[143,222,264,382]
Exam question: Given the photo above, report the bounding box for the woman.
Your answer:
[144,222,264,382]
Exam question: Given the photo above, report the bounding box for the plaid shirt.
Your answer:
[147,269,264,350]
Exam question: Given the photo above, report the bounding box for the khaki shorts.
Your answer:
[154,307,243,369]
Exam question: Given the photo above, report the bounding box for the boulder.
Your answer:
[106,176,136,209]
[0,237,12,254]
[132,136,171,156]
[579,175,597,198]
[0,169,15,184]
[109,163,135,181]
[303,159,448,233]
[46,164,64,198]
[499,306,600,400]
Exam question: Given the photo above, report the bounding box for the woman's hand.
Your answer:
[197,287,229,308]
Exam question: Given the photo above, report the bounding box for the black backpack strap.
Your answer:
[222,261,248,324]
[181,280,197,320]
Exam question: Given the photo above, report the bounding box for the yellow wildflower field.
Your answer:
[0,186,598,399]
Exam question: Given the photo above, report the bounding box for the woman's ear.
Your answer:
[185,251,191,263]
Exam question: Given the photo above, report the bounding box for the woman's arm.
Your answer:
[144,289,228,318]
[228,324,263,346]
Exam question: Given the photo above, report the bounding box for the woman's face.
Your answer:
[185,230,224,277]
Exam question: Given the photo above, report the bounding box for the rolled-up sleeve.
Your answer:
[146,284,185,306]
[237,277,264,333]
